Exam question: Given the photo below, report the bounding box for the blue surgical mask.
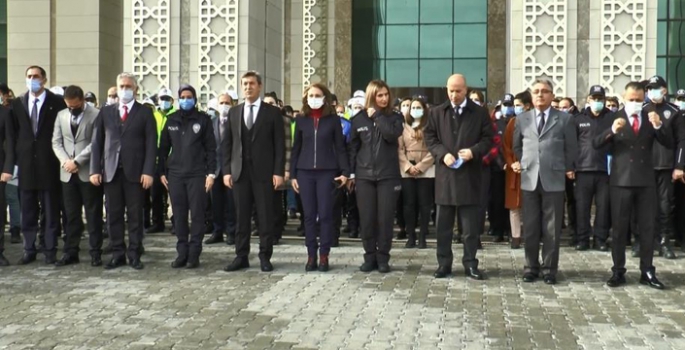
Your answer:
[678,101,685,111]
[648,88,665,102]
[590,101,604,113]
[610,106,618,113]
[410,109,423,119]
[502,106,514,116]
[179,98,195,111]
[26,78,42,93]
[514,106,525,115]
[159,100,172,111]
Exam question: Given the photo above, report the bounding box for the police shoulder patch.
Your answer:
[664,110,672,120]
[193,123,201,133]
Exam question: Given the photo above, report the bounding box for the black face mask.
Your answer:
[69,106,83,116]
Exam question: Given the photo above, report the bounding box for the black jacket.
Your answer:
[0,106,10,175]
[573,107,613,172]
[593,109,673,187]
[6,90,67,190]
[290,113,349,178]
[158,109,217,178]
[646,101,679,170]
[348,109,404,181]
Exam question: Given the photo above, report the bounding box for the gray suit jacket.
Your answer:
[52,105,100,183]
[513,108,577,192]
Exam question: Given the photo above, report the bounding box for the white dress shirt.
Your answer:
[28,90,46,118]
[243,98,262,125]
[119,99,135,120]
[451,98,468,115]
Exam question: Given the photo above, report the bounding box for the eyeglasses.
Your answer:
[532,89,552,95]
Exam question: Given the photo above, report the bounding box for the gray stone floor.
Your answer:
[1,235,685,350]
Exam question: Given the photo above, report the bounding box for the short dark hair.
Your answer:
[626,81,645,92]
[514,91,532,106]
[0,83,9,95]
[561,97,575,106]
[25,65,47,79]
[606,96,620,104]
[63,85,84,100]
[265,91,278,100]
[241,71,262,85]
[282,105,294,115]
[552,97,562,103]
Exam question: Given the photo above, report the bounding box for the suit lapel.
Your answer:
[539,110,558,138]
[121,102,140,135]
[75,107,95,140]
[527,111,539,137]
[235,102,244,140]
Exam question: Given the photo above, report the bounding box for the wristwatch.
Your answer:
[207,174,216,179]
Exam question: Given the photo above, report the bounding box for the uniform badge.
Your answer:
[664,110,672,120]
[193,123,201,133]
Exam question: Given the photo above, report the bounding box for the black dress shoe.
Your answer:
[433,266,452,278]
[145,224,165,234]
[10,227,21,244]
[91,256,103,267]
[378,262,391,273]
[522,273,537,283]
[660,245,677,259]
[130,258,144,270]
[0,253,9,266]
[594,241,609,252]
[260,260,274,272]
[55,254,80,267]
[171,257,187,268]
[305,256,318,272]
[204,233,224,244]
[359,261,377,273]
[543,275,557,285]
[396,230,407,240]
[453,234,462,244]
[640,271,665,290]
[44,254,57,265]
[575,242,590,251]
[186,261,200,269]
[224,258,250,272]
[225,234,236,245]
[104,257,127,270]
[465,267,486,280]
[349,230,359,239]
[318,255,329,272]
[606,273,626,287]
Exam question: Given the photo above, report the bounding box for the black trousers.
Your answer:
[574,171,610,244]
[400,177,434,236]
[151,172,168,227]
[20,186,61,256]
[488,170,509,232]
[356,178,401,264]
[345,189,359,230]
[168,176,206,260]
[674,181,685,242]
[654,169,674,243]
[522,180,564,276]
[273,190,286,240]
[233,164,274,260]
[0,183,5,253]
[477,166,491,236]
[299,170,337,255]
[611,186,656,273]
[395,189,405,231]
[436,204,479,269]
[211,171,236,236]
[62,176,104,257]
[104,169,145,261]
[565,177,577,234]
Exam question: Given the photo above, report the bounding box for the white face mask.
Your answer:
[117,89,134,104]
[106,97,118,106]
[220,104,230,116]
[307,97,324,110]
[678,101,685,111]
[401,106,410,115]
[624,101,643,116]
[410,109,423,119]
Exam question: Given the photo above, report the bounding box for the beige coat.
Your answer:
[398,123,435,178]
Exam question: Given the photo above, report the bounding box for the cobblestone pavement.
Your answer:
[1,234,685,350]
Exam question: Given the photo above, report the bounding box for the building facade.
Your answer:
[3,0,676,107]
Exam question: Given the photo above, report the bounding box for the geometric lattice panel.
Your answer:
[198,0,239,106]
[523,0,567,96]
[303,0,328,88]
[600,0,646,95]
[132,0,170,99]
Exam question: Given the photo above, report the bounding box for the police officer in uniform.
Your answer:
[573,85,613,252]
[158,84,217,268]
[644,75,684,259]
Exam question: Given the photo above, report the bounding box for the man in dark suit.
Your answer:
[424,74,493,280]
[222,71,286,272]
[512,78,578,285]
[90,72,157,270]
[3,65,67,264]
[593,81,672,289]
[205,92,237,246]
[0,101,12,266]
[52,85,104,267]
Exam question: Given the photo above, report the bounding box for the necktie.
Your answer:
[220,117,226,140]
[632,114,639,135]
[247,105,254,129]
[121,105,129,123]
[537,112,545,134]
[31,99,39,135]
[453,106,460,118]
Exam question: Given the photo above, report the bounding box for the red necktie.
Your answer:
[632,114,639,135]
[122,105,129,123]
